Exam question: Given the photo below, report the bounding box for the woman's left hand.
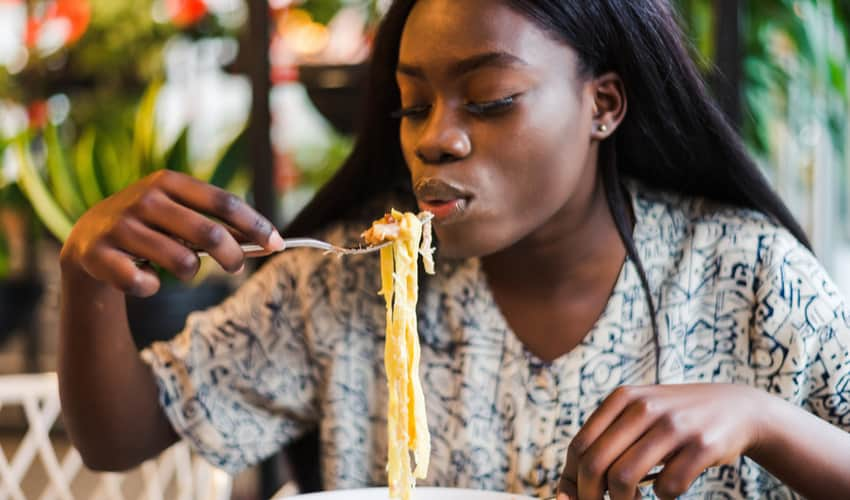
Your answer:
[557,384,767,500]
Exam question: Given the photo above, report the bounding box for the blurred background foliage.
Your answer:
[0,0,847,492]
[678,0,849,280]
[0,0,848,285]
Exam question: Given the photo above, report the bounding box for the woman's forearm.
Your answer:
[747,391,850,499]
[58,257,178,471]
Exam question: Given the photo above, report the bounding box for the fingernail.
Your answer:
[235,263,245,274]
[268,231,285,251]
[558,494,571,500]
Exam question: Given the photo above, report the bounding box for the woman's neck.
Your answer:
[481,173,628,300]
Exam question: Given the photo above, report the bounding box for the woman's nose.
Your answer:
[414,106,472,164]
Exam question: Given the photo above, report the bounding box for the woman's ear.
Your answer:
[590,72,627,140]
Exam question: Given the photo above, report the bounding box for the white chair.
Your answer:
[0,372,232,500]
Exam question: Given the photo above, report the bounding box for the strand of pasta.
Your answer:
[381,210,432,500]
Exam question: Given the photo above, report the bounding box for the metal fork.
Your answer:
[203,212,432,258]
[217,212,433,259]
[134,211,432,265]
[132,238,391,266]
[199,237,392,258]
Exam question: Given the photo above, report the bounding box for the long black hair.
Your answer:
[285,0,810,376]
[288,0,808,243]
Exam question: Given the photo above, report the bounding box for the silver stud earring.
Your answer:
[598,123,609,133]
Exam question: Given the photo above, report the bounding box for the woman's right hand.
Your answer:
[59,170,285,297]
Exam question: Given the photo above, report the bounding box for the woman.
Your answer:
[58,0,850,498]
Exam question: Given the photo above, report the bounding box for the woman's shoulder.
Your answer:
[628,180,824,303]
[631,180,804,255]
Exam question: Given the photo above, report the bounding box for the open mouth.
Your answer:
[417,198,468,220]
[414,178,473,222]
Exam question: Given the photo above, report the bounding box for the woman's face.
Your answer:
[397,0,600,259]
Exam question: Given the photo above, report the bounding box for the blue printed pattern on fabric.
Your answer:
[142,184,850,499]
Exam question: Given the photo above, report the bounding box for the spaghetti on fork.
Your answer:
[362,210,435,500]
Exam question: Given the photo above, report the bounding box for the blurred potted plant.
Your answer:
[3,0,259,349]
[271,1,380,134]
[677,0,849,259]
[742,0,848,257]
[0,179,43,348]
[10,81,248,348]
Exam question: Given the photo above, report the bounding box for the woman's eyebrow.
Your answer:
[396,51,529,79]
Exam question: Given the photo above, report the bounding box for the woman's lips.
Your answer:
[413,178,473,223]
[417,198,468,222]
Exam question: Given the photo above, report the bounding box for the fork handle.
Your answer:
[195,243,266,258]
[195,237,331,257]
[135,237,378,266]
[133,243,268,266]
[140,238,325,263]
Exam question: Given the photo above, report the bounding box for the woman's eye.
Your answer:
[465,94,518,116]
[391,105,431,120]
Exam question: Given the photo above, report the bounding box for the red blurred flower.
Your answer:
[25,0,91,50]
[271,64,297,85]
[25,16,41,48]
[51,0,91,44]
[27,101,49,130]
[166,0,208,28]
[274,152,300,193]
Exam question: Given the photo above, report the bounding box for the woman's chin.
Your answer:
[433,228,501,260]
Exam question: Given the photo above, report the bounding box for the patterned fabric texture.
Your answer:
[142,183,850,499]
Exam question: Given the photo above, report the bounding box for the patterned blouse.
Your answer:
[142,183,850,499]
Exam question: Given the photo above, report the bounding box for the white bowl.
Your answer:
[280,487,537,500]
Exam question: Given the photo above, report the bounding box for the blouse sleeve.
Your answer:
[751,228,850,431]
[141,251,321,474]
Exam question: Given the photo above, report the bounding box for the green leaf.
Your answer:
[45,123,87,219]
[302,0,345,25]
[0,190,9,277]
[132,80,163,177]
[14,138,73,242]
[96,129,136,195]
[828,59,847,97]
[0,139,8,190]
[74,127,105,208]
[0,230,9,279]
[207,130,246,189]
[164,127,190,174]
[96,133,123,195]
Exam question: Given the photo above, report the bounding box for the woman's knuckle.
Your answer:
[125,271,147,295]
[175,251,199,277]
[252,216,271,237]
[581,455,607,478]
[692,432,713,451]
[111,216,134,237]
[612,385,637,403]
[200,223,226,247]
[214,192,241,217]
[569,435,591,457]
[134,191,162,217]
[607,466,638,491]
[632,397,656,419]
[149,169,172,185]
[659,412,681,434]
